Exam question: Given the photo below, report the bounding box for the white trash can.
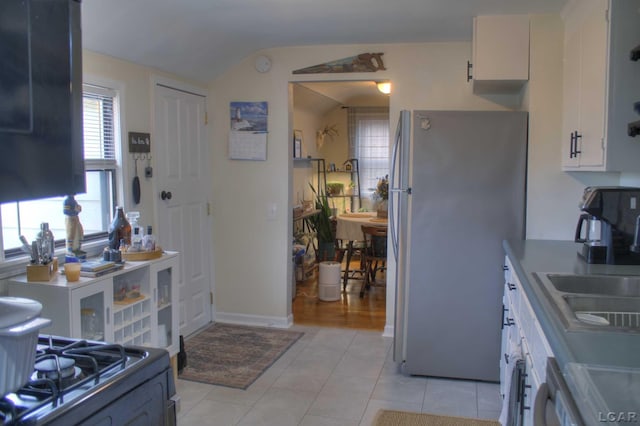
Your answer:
[318,261,341,302]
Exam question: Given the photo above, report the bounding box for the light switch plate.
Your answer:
[267,203,277,221]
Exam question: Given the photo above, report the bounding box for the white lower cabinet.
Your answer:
[71,278,114,342]
[150,256,179,355]
[8,252,179,356]
[501,255,553,426]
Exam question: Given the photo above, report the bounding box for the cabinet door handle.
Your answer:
[501,305,508,329]
[466,61,473,82]
[502,265,509,271]
[106,307,110,325]
[573,131,582,156]
[504,353,509,365]
[507,283,517,291]
[569,132,576,158]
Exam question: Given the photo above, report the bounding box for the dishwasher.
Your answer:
[533,358,584,426]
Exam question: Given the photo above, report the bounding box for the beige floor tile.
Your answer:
[179,399,250,426]
[333,352,386,379]
[477,381,502,412]
[370,373,428,404]
[235,387,317,426]
[299,414,360,426]
[422,378,478,418]
[177,325,506,425]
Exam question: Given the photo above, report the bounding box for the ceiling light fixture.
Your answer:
[377,81,391,94]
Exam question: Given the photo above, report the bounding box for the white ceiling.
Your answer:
[81,0,567,83]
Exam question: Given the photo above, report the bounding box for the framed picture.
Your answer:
[293,130,303,158]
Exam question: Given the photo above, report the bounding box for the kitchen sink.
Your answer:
[533,273,640,333]
[546,274,640,297]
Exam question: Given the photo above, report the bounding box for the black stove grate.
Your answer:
[1,336,129,425]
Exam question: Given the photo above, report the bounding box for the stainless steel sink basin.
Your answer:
[546,274,640,297]
[533,273,640,333]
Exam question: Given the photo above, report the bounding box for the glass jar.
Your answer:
[81,308,97,340]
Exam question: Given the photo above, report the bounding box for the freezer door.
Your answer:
[391,110,411,363]
[403,110,527,381]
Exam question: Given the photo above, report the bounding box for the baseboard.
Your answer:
[383,324,394,338]
[215,311,293,329]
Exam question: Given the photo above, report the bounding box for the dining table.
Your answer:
[335,212,388,290]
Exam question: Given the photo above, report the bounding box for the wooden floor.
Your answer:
[292,259,386,331]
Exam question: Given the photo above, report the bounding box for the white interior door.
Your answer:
[154,83,212,337]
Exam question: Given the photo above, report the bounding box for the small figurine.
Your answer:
[63,195,85,258]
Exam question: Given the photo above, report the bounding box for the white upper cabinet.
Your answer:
[471,15,530,94]
[561,0,640,171]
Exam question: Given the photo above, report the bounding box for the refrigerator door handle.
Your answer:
[389,115,402,260]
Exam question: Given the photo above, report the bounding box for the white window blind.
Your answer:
[83,84,117,169]
[348,107,390,197]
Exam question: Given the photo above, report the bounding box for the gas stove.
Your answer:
[0,335,176,425]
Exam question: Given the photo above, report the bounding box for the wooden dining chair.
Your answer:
[360,225,387,297]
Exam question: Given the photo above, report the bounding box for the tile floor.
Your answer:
[176,326,502,426]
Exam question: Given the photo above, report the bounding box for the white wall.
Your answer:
[523,17,620,240]
[292,104,322,205]
[201,37,491,325]
[208,15,628,328]
[82,51,207,228]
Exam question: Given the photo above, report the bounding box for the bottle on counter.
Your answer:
[36,222,55,264]
[131,227,143,252]
[108,207,131,250]
[142,225,156,251]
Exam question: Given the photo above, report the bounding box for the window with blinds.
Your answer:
[0,84,120,258]
[348,107,390,200]
[83,85,117,166]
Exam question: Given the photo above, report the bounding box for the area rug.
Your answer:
[178,323,303,390]
[373,410,500,426]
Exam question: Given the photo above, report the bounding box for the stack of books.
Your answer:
[79,260,123,277]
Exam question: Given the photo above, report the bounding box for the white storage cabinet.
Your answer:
[500,256,554,426]
[561,0,640,170]
[8,252,180,356]
[471,15,530,94]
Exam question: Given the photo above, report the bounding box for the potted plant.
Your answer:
[373,175,389,218]
[308,183,336,261]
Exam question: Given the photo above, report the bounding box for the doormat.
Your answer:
[373,410,500,426]
[178,323,303,390]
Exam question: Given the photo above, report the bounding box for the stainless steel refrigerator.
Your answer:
[390,110,527,381]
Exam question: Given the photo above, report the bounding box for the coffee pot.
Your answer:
[576,186,640,265]
[575,213,607,263]
[574,214,602,244]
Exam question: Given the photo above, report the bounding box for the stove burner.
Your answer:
[35,357,76,380]
[0,336,142,426]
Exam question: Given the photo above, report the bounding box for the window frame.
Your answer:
[348,107,390,201]
[0,78,124,270]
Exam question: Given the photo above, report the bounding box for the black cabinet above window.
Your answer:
[0,0,85,203]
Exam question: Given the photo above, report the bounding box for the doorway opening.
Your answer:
[290,80,390,330]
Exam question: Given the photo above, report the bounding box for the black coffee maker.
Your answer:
[575,186,640,265]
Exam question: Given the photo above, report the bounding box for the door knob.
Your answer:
[160,190,172,200]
